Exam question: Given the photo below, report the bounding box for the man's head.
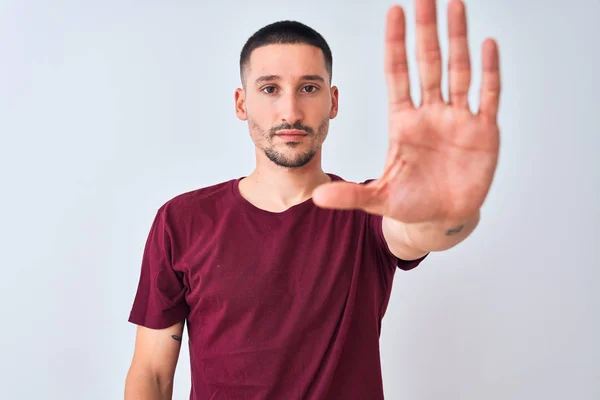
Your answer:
[235,21,339,169]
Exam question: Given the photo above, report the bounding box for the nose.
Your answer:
[279,92,304,125]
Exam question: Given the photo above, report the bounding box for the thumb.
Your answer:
[312,181,378,210]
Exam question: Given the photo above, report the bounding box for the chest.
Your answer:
[176,208,390,354]
[191,212,362,305]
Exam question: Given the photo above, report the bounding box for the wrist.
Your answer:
[403,210,481,252]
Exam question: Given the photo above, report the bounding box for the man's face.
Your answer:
[235,44,338,168]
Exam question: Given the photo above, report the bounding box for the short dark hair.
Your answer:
[239,20,333,87]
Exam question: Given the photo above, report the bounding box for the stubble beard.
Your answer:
[250,119,329,169]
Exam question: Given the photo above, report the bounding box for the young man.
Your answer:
[124,0,501,399]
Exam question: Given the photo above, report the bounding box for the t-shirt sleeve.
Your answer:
[128,205,190,329]
[368,212,428,271]
[360,178,428,271]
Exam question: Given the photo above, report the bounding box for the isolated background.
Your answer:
[1,0,598,399]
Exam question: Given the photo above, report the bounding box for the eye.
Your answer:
[261,86,277,94]
[302,85,318,93]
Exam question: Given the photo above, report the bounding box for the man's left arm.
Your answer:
[312,2,500,248]
[382,210,481,261]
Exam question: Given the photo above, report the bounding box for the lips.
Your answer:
[275,130,308,142]
[276,129,308,136]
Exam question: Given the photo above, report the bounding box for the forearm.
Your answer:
[383,209,481,257]
[124,368,174,400]
[403,209,481,253]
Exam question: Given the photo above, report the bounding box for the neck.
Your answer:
[239,151,331,212]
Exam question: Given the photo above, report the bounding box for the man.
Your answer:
[124,0,501,398]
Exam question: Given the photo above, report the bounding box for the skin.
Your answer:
[234,43,339,212]
[125,322,184,399]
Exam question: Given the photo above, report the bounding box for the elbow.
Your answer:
[125,364,174,400]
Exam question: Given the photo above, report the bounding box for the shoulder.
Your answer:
[329,173,377,185]
[157,178,238,224]
[168,178,235,207]
[327,173,376,186]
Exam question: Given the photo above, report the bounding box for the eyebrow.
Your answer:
[254,74,326,85]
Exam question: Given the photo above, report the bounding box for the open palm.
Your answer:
[313,0,501,224]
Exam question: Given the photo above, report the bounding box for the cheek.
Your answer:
[247,102,272,126]
[247,95,275,115]
[248,118,270,141]
[317,119,329,137]
[303,98,331,118]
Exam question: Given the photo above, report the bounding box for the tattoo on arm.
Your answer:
[171,335,182,342]
[446,225,464,236]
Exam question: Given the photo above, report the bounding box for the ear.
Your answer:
[235,88,247,121]
[329,86,339,119]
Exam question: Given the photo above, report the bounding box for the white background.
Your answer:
[1,0,598,399]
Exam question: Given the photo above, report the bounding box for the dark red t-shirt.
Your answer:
[128,173,427,399]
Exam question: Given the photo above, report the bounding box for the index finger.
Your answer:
[385,5,414,110]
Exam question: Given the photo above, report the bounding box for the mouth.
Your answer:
[276,129,308,137]
[275,129,308,141]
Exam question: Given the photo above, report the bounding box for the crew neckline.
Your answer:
[231,173,343,217]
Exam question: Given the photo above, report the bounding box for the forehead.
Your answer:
[247,43,327,80]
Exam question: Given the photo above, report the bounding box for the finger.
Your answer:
[478,38,501,122]
[312,181,380,211]
[385,5,413,110]
[448,0,471,109]
[416,0,443,104]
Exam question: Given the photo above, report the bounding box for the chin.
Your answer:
[264,148,316,169]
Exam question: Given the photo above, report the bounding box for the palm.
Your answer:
[378,104,500,223]
[313,0,501,224]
